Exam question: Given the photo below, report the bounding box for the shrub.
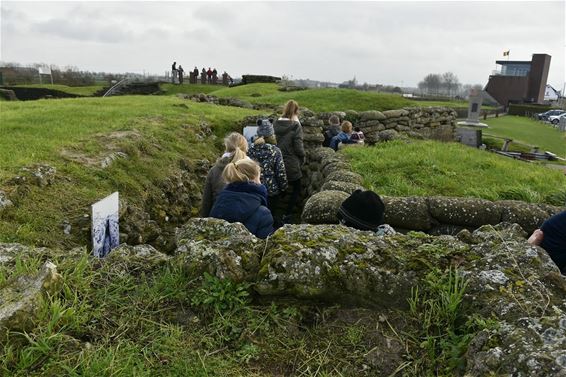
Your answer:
[508,104,552,117]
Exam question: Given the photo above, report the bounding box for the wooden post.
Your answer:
[502,139,512,152]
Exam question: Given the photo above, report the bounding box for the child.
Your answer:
[323,115,341,147]
[350,127,365,144]
[248,119,288,212]
[200,132,249,217]
[274,100,305,221]
[210,158,274,239]
[329,121,357,151]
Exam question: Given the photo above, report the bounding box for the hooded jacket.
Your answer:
[209,181,274,239]
[248,140,288,196]
[274,119,305,181]
[200,156,231,217]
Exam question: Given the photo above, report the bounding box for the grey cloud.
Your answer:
[32,18,134,44]
[1,1,563,87]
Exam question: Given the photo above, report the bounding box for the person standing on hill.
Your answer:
[274,100,305,222]
[171,61,177,84]
[212,68,218,84]
[193,66,199,83]
[248,119,288,216]
[210,159,274,239]
[200,132,250,217]
[177,65,184,84]
[207,67,213,84]
[201,68,207,84]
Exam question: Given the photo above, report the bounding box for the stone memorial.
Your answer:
[456,89,489,147]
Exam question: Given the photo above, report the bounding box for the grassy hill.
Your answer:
[484,116,566,158]
[0,96,259,247]
[7,82,472,113]
[9,84,106,96]
[160,83,220,96]
[1,92,564,376]
[344,140,566,205]
[161,83,471,112]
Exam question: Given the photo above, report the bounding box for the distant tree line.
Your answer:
[418,72,461,96]
[0,62,123,86]
[338,76,402,93]
[417,72,484,98]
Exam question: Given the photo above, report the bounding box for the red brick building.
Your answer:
[485,54,551,107]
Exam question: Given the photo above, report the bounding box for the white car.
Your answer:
[548,113,566,125]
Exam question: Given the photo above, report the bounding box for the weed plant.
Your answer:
[406,268,497,376]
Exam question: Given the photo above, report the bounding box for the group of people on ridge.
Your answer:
[198,99,566,275]
[200,100,304,238]
[171,62,232,85]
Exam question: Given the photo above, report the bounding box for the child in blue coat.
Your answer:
[210,158,274,239]
[330,121,358,151]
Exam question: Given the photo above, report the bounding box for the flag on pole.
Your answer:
[503,50,510,57]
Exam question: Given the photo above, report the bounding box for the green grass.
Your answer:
[160,83,221,96]
[484,116,566,158]
[0,96,260,246]
[0,251,404,376]
[10,84,106,96]
[344,140,566,205]
[165,83,469,113]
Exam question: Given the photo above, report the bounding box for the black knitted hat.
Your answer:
[337,190,385,231]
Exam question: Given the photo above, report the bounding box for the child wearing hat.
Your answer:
[210,158,274,239]
[248,119,288,215]
[337,189,395,236]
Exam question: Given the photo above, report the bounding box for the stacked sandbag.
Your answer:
[300,116,325,150]
[301,147,364,223]
[354,107,458,143]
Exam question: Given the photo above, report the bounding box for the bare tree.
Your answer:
[419,73,442,95]
[442,72,460,97]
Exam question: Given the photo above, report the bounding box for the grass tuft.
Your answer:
[344,140,566,205]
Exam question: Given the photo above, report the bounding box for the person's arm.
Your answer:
[528,229,544,246]
[200,171,214,217]
[293,124,306,161]
[329,135,339,151]
[255,208,274,239]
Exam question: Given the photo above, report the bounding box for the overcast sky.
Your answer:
[1,1,564,88]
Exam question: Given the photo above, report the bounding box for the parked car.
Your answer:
[549,113,566,125]
[536,109,565,120]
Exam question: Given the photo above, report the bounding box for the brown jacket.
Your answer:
[200,156,230,217]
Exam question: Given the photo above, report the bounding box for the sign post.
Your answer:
[91,192,120,258]
[38,66,54,85]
